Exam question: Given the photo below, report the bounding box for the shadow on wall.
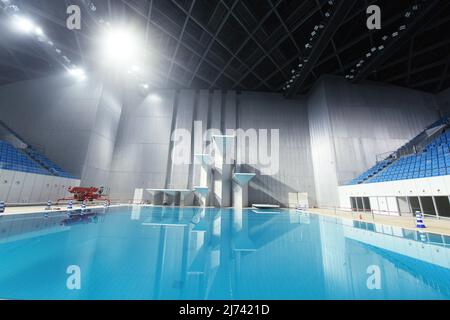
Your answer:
[241,164,313,207]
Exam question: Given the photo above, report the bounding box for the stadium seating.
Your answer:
[369,130,450,183]
[24,147,75,178]
[348,117,450,185]
[0,140,75,178]
[0,141,49,175]
[347,159,393,185]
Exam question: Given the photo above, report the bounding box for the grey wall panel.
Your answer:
[108,89,176,200]
[0,75,103,178]
[192,90,210,187]
[239,92,316,207]
[81,135,116,186]
[82,80,123,187]
[326,77,439,186]
[308,76,440,207]
[170,90,195,189]
[307,82,339,207]
[210,90,222,131]
[224,91,237,131]
[107,89,316,206]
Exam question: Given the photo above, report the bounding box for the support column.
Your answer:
[232,173,256,208]
[194,154,212,207]
[212,135,235,207]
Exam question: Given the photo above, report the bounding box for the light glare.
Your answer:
[69,67,86,80]
[13,16,34,33]
[150,94,161,102]
[34,27,44,36]
[101,27,140,66]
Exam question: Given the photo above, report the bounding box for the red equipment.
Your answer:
[58,187,110,204]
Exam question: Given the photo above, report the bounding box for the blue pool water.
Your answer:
[0,206,449,300]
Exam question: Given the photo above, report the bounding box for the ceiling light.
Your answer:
[69,67,86,80]
[101,26,141,66]
[150,94,161,102]
[34,27,44,36]
[13,16,34,33]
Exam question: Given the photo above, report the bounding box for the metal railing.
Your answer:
[311,205,450,225]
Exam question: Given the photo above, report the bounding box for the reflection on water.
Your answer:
[0,206,449,299]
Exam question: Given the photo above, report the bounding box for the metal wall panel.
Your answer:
[108,89,176,201]
[309,76,439,207]
[239,92,316,206]
[0,75,103,178]
[307,82,339,207]
[170,90,195,189]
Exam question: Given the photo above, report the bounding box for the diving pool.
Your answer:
[0,206,449,300]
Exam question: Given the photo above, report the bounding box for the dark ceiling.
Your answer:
[0,0,449,96]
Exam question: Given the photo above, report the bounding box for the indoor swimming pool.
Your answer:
[0,206,449,300]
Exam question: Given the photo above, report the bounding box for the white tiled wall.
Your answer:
[338,175,450,215]
[0,169,80,204]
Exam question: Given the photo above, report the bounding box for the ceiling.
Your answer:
[0,0,449,96]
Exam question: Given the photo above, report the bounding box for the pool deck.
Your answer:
[1,204,450,236]
[308,208,450,236]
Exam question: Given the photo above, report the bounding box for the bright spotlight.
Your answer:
[150,94,161,102]
[34,27,44,36]
[69,67,86,80]
[13,16,34,33]
[101,26,141,66]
